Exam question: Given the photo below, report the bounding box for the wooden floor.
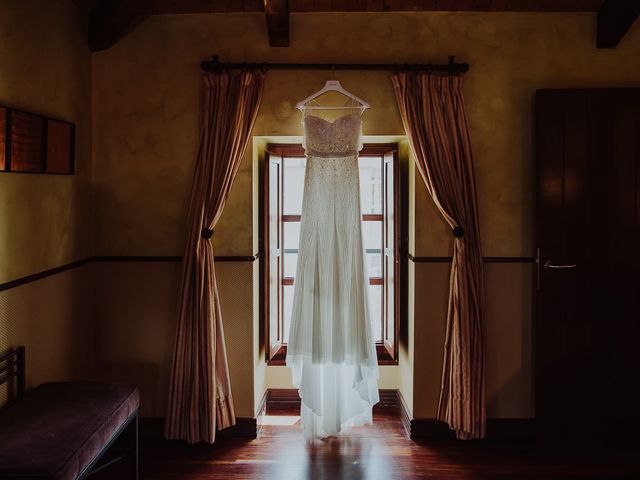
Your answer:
[97,406,640,479]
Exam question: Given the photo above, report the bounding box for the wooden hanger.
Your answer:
[296,80,370,111]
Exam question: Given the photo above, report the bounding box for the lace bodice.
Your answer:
[302,112,363,158]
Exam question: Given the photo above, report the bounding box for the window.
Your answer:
[261,144,402,365]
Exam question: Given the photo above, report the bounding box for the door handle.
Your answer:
[544,261,577,270]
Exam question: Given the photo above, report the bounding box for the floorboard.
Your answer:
[94,405,640,479]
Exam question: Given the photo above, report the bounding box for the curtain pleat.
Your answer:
[165,71,264,444]
[392,72,486,440]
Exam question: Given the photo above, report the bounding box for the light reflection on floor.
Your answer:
[258,415,300,426]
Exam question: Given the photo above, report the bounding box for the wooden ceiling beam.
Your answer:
[596,0,640,48]
[264,0,290,47]
[86,0,611,51]
[288,0,604,12]
[89,0,144,52]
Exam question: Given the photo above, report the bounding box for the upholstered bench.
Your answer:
[0,347,139,480]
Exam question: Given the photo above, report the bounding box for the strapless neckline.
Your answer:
[304,112,360,125]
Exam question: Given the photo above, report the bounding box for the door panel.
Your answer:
[267,153,282,359]
[536,89,640,442]
[383,151,398,359]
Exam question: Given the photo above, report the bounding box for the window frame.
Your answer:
[260,143,403,366]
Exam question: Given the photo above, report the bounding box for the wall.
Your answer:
[0,0,93,399]
[91,12,640,419]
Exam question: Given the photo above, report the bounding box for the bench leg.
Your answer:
[132,413,139,480]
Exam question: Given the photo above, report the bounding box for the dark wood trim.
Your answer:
[4,108,11,171]
[214,254,259,263]
[407,255,453,263]
[409,418,535,440]
[89,0,145,52]
[397,390,534,440]
[378,389,398,408]
[41,117,48,173]
[360,144,399,156]
[0,258,92,293]
[217,417,258,439]
[256,389,269,417]
[0,255,260,293]
[267,342,397,366]
[485,418,536,440]
[376,343,397,365]
[283,214,383,222]
[409,419,456,439]
[267,345,287,365]
[483,256,536,263]
[596,0,640,48]
[267,143,398,157]
[267,388,398,412]
[408,254,535,263]
[264,142,404,366]
[139,417,258,442]
[266,388,301,409]
[92,256,183,263]
[384,149,401,362]
[255,388,269,438]
[398,390,412,438]
[264,0,289,47]
[93,254,260,263]
[266,144,305,156]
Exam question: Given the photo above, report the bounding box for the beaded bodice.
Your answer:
[302,112,363,158]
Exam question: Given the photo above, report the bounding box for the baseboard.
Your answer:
[378,389,398,408]
[398,390,412,438]
[139,401,533,442]
[408,417,535,440]
[486,418,536,440]
[139,416,258,443]
[255,389,268,437]
[266,388,300,409]
[266,388,399,412]
[396,392,534,440]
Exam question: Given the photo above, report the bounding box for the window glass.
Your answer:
[283,157,306,215]
[362,221,382,252]
[359,157,382,214]
[273,150,392,353]
[368,284,383,343]
[283,284,294,343]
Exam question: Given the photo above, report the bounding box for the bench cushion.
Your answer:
[0,382,139,480]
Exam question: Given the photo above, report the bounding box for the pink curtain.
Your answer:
[165,71,264,444]
[392,72,486,439]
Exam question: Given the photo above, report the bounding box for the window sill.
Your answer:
[267,344,397,366]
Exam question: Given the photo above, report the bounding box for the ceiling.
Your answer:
[134,0,607,14]
[83,0,637,51]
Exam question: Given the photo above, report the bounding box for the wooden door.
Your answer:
[536,89,640,443]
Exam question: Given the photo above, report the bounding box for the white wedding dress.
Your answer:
[286,107,380,440]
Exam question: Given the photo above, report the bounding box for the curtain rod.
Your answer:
[201,55,469,74]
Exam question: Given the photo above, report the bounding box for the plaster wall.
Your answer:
[0,0,93,401]
[90,12,640,419]
[0,0,92,283]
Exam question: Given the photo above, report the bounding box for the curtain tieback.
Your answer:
[452,226,464,238]
[201,228,214,239]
